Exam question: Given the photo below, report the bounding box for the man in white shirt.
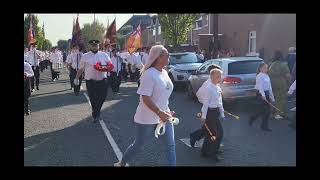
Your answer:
[26,43,42,91]
[66,44,83,96]
[110,49,123,93]
[49,47,61,81]
[132,48,144,86]
[74,39,114,123]
[24,61,34,115]
[190,68,224,162]
[141,47,150,65]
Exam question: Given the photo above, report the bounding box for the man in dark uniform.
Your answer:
[74,40,113,122]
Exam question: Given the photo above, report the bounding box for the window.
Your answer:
[169,53,198,65]
[203,15,208,26]
[228,60,262,75]
[248,31,256,54]
[199,61,212,72]
[194,16,203,30]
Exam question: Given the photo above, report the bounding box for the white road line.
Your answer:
[83,92,125,163]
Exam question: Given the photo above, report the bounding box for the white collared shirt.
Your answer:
[134,67,174,124]
[110,56,122,74]
[133,53,143,70]
[200,81,224,119]
[255,72,275,102]
[49,52,61,64]
[26,49,41,66]
[79,51,112,80]
[141,53,149,65]
[66,52,83,70]
[24,62,34,77]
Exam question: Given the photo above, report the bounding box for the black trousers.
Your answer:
[134,68,141,87]
[190,108,224,156]
[251,91,271,129]
[50,62,60,80]
[110,72,121,93]
[86,79,108,119]
[128,64,135,81]
[24,78,31,113]
[120,63,128,81]
[40,61,45,72]
[31,66,40,89]
[69,68,82,94]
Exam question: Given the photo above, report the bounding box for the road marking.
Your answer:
[83,92,128,166]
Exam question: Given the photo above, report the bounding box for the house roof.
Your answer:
[118,15,153,33]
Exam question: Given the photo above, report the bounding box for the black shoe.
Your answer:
[261,127,272,132]
[36,86,39,90]
[190,134,196,148]
[249,116,255,126]
[25,110,30,115]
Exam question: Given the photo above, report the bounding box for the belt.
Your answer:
[208,107,219,111]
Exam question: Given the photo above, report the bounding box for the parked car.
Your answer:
[186,56,264,102]
[167,52,203,85]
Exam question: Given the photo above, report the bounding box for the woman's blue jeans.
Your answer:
[121,122,176,166]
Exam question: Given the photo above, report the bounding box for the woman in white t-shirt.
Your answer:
[114,45,176,166]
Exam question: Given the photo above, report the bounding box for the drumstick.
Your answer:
[224,110,240,120]
[262,98,284,114]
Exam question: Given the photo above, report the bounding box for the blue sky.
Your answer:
[24,13,148,46]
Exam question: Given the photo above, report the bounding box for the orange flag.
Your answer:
[127,24,142,54]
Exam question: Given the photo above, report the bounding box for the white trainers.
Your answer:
[290,107,296,111]
[274,115,284,120]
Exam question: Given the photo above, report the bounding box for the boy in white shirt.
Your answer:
[190,68,225,162]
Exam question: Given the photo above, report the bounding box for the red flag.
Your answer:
[71,15,83,47]
[105,19,117,45]
[127,24,142,54]
[28,15,36,45]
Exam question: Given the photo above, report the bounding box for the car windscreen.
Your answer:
[169,54,198,65]
[228,60,262,75]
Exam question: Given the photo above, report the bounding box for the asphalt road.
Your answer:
[24,68,296,166]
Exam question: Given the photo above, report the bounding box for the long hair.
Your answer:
[273,50,284,62]
[256,62,267,75]
[140,45,165,75]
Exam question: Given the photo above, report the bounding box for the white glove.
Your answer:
[74,78,79,86]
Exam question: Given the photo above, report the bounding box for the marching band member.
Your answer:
[249,62,275,131]
[66,44,83,96]
[190,68,225,162]
[74,40,113,123]
[49,47,61,81]
[26,43,41,91]
[110,49,123,94]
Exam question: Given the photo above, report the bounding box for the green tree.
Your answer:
[81,20,105,50]
[158,14,199,47]
[42,39,52,51]
[57,40,69,52]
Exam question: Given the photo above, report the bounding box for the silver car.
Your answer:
[186,57,263,102]
[166,52,202,85]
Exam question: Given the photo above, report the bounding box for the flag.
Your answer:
[71,15,83,47]
[71,18,75,42]
[127,24,142,54]
[28,15,36,45]
[105,19,117,45]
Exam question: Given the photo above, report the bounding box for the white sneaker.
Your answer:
[290,107,296,111]
[274,115,284,120]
